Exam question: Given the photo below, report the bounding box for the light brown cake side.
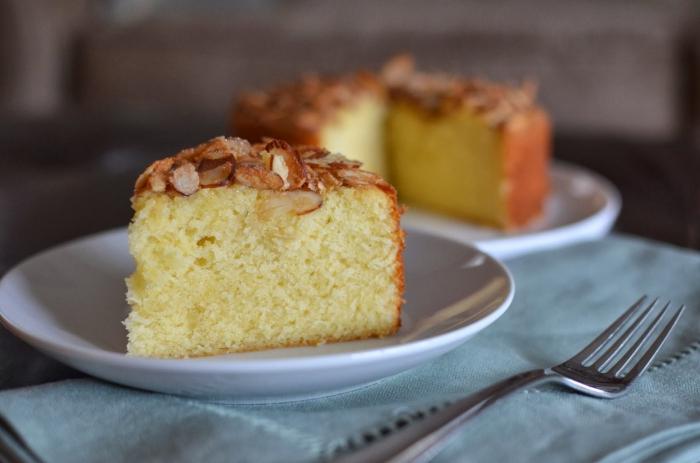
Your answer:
[502,108,551,227]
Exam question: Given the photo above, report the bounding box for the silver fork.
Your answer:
[334,296,686,463]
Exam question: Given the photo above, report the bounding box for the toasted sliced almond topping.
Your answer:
[303,167,321,192]
[271,154,290,189]
[134,170,151,192]
[259,150,274,169]
[299,146,329,159]
[336,168,377,186]
[258,191,323,219]
[134,137,390,199]
[317,169,342,189]
[201,148,232,160]
[226,137,252,158]
[289,190,323,214]
[199,137,233,160]
[135,158,174,193]
[306,152,362,168]
[149,173,167,192]
[199,161,233,186]
[235,164,284,190]
[266,141,306,189]
[171,163,199,195]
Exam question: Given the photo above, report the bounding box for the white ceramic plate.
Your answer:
[403,162,621,260]
[0,228,513,403]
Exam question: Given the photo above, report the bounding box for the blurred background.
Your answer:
[1,0,699,273]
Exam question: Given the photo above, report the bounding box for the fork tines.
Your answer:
[576,295,685,379]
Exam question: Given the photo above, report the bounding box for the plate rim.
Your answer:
[0,227,514,373]
[402,162,621,258]
[479,161,621,243]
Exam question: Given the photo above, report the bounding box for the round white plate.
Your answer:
[403,162,621,260]
[0,228,513,403]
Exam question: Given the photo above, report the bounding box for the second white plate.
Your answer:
[0,228,513,403]
[403,162,621,259]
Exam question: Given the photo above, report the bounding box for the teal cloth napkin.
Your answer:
[1,235,699,463]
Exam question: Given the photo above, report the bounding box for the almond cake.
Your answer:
[125,137,404,358]
[233,56,551,229]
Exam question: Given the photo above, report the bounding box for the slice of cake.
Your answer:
[125,136,404,358]
[384,56,551,229]
[233,73,388,177]
[231,56,551,230]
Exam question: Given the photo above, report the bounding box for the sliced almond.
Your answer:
[155,158,175,172]
[227,137,252,158]
[306,152,362,169]
[201,150,232,160]
[148,173,167,192]
[259,150,274,170]
[235,164,284,190]
[264,139,291,151]
[237,155,262,165]
[288,190,323,214]
[135,158,175,193]
[317,169,342,189]
[134,169,152,192]
[258,190,323,219]
[303,167,321,192]
[299,146,329,159]
[201,138,234,160]
[336,168,377,187]
[265,142,307,189]
[271,154,290,189]
[171,162,200,195]
[199,161,233,186]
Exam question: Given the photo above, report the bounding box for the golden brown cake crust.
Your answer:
[502,108,552,228]
[389,192,406,329]
[232,72,383,144]
[383,54,538,127]
[133,136,395,199]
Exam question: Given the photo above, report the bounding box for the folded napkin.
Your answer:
[1,235,699,463]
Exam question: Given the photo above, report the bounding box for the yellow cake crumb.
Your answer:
[126,184,403,358]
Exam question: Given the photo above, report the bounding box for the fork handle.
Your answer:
[335,368,560,463]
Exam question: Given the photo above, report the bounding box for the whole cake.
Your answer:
[125,136,404,358]
[232,56,551,229]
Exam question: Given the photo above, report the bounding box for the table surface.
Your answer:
[1,115,699,275]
